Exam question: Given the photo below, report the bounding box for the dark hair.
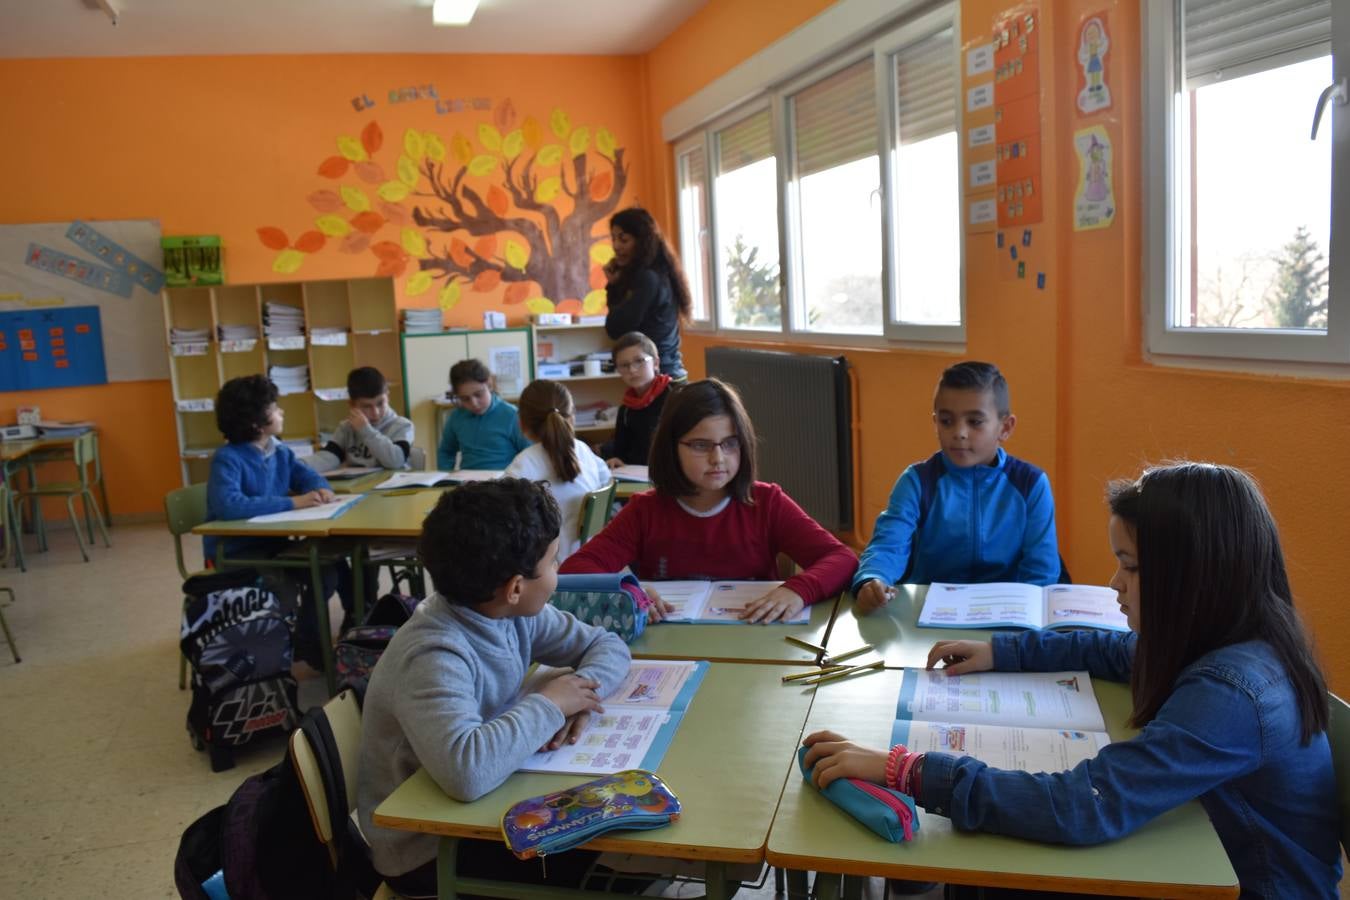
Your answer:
[612,331,658,363]
[347,366,388,400]
[450,358,491,390]
[517,379,580,482]
[609,207,693,321]
[936,361,1010,418]
[1108,462,1329,742]
[418,477,561,605]
[216,374,279,444]
[648,378,756,504]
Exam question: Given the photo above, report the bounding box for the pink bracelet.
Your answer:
[897,750,921,796]
[885,744,909,791]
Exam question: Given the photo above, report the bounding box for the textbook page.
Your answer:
[891,720,1111,773]
[374,470,455,489]
[247,495,363,523]
[518,660,708,775]
[1044,584,1129,632]
[324,465,382,480]
[896,668,1107,732]
[447,469,505,483]
[918,583,1046,629]
[610,464,649,482]
[641,580,804,624]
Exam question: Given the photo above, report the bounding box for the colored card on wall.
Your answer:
[0,306,107,391]
[1076,11,1112,115]
[1073,126,1116,230]
[993,6,1044,227]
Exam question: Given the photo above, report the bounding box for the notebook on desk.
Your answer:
[323,466,383,480]
[373,469,504,490]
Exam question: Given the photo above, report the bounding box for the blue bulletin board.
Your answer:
[0,306,108,391]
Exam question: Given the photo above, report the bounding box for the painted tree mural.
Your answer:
[257,107,628,317]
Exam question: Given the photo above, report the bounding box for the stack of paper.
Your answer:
[403,308,442,334]
[269,364,310,395]
[610,464,649,483]
[263,302,305,337]
[217,324,259,341]
[310,326,348,346]
[37,420,94,438]
[168,326,211,344]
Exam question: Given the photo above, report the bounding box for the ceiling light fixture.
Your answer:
[432,0,479,27]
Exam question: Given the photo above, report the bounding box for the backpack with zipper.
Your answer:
[333,591,421,699]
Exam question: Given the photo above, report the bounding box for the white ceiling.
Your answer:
[0,0,709,59]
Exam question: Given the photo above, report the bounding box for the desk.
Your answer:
[329,471,394,494]
[823,585,1004,668]
[2,435,94,571]
[373,662,816,900]
[614,480,650,500]
[628,594,841,665]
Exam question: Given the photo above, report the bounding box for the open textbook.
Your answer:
[609,464,650,483]
[247,494,364,523]
[889,668,1110,773]
[323,466,383,480]
[918,582,1129,632]
[373,469,504,490]
[518,660,709,776]
[640,580,806,624]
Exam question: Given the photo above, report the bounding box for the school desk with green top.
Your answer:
[372,661,817,900]
[823,584,1001,668]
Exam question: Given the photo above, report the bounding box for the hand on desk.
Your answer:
[801,730,888,789]
[292,488,336,509]
[741,586,805,624]
[855,579,896,615]
[644,587,675,624]
[926,639,994,675]
[539,674,605,719]
[542,711,592,751]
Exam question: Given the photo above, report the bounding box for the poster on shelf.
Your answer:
[1076,12,1112,115]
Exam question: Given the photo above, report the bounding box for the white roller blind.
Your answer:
[894,26,957,145]
[1184,0,1331,88]
[717,110,773,174]
[791,59,878,177]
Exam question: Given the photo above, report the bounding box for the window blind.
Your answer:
[791,59,878,177]
[717,110,773,174]
[895,26,957,146]
[1184,0,1331,89]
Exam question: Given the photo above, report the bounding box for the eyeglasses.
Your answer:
[679,436,742,455]
[615,355,653,372]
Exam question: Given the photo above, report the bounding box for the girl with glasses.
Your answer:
[600,331,676,469]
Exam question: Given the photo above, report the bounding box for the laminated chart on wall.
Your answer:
[992,7,1044,227]
[0,306,107,391]
[962,35,998,234]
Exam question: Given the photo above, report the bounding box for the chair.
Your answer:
[165,483,210,688]
[0,482,24,573]
[1329,692,1350,854]
[14,431,110,562]
[27,431,111,531]
[0,585,20,663]
[578,480,618,545]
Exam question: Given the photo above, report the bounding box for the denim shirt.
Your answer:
[920,631,1341,899]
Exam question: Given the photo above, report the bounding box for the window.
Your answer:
[1144,0,1348,364]
[713,108,782,331]
[675,139,713,325]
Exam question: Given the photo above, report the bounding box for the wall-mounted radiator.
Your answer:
[705,347,852,531]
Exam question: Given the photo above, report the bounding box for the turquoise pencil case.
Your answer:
[796,746,918,842]
[500,770,681,860]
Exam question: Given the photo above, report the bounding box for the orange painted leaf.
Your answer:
[486,185,510,217]
[339,232,372,254]
[355,161,385,184]
[590,264,606,291]
[318,156,350,178]
[256,227,290,250]
[377,201,409,225]
[450,239,474,267]
[556,298,583,316]
[307,190,343,213]
[294,231,326,253]
[503,282,531,305]
[361,121,384,155]
[371,240,406,262]
[473,270,502,292]
[473,235,498,259]
[589,171,614,201]
[351,211,385,234]
[375,257,408,278]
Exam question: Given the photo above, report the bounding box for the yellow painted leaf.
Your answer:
[504,240,528,270]
[404,129,426,160]
[438,280,462,311]
[378,180,411,202]
[468,155,498,177]
[526,297,556,315]
[340,185,371,212]
[273,248,305,274]
[536,144,563,167]
[502,129,524,160]
[534,176,562,204]
[596,127,616,161]
[401,227,428,258]
[337,135,368,162]
[396,155,419,187]
[568,126,590,156]
[522,116,544,149]
[425,134,447,162]
[549,108,571,139]
[582,289,607,315]
[315,215,352,237]
[405,270,434,296]
[590,243,615,265]
[451,133,473,164]
[477,124,502,152]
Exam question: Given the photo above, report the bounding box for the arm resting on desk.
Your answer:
[993,631,1136,683]
[207,451,294,519]
[766,485,858,605]
[1014,471,1061,586]
[851,469,921,594]
[529,605,631,699]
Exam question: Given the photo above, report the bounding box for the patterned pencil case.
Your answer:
[796,746,919,842]
[500,769,681,860]
[548,572,648,643]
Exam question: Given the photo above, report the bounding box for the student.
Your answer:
[308,366,413,472]
[357,478,632,898]
[561,378,858,624]
[852,361,1060,616]
[505,379,612,559]
[599,331,674,468]
[603,207,689,382]
[436,358,529,471]
[803,462,1342,898]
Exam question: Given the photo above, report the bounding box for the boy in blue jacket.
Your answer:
[853,361,1061,614]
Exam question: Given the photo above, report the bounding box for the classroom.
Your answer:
[1,0,1347,897]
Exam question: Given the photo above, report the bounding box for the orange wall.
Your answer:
[0,53,649,519]
[646,0,1350,692]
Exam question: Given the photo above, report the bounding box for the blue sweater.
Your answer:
[203,438,329,561]
[436,394,529,471]
[922,631,1342,898]
[852,448,1059,592]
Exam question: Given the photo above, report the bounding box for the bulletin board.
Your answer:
[0,220,169,386]
[0,306,108,392]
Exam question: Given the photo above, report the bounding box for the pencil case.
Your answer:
[796,746,919,842]
[500,769,681,860]
[548,573,648,643]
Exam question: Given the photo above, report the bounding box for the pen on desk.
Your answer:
[781,665,846,684]
[376,489,421,497]
[799,659,884,686]
[784,635,827,655]
[820,644,873,667]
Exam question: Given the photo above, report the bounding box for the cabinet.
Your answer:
[162,277,403,485]
[531,324,623,443]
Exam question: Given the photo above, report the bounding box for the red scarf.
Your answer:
[622,373,672,410]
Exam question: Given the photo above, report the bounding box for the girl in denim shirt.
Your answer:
[804,462,1341,898]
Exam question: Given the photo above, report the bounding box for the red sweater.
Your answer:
[560,482,858,605]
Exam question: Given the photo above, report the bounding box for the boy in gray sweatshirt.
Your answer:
[357,477,631,896]
[309,366,413,472]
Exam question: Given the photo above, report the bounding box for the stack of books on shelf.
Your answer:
[169,326,211,345]
[269,363,310,396]
[217,324,259,341]
[263,302,305,337]
[403,308,442,334]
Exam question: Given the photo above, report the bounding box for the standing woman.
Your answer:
[604,207,689,382]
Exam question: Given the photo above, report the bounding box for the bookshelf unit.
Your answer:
[531,323,623,439]
[162,277,404,485]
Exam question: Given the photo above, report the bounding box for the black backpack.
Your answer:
[333,592,420,699]
[181,568,301,771]
[174,705,381,900]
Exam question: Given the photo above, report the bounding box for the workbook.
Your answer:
[247,494,364,523]
[917,582,1128,632]
[518,660,709,776]
[640,580,807,624]
[609,464,649,483]
[373,469,504,490]
[889,668,1110,774]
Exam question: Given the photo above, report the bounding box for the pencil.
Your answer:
[799,659,884,686]
[781,665,846,683]
[821,644,874,666]
[376,489,421,497]
[784,635,827,654]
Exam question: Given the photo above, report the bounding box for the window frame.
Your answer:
[673,132,715,331]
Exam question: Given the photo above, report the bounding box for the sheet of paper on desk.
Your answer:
[642,580,804,624]
[324,466,382,480]
[247,495,363,523]
[610,464,649,482]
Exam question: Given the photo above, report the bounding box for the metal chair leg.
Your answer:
[85,490,111,548]
[0,586,19,663]
[65,495,90,562]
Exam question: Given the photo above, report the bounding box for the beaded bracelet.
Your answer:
[885,743,909,791]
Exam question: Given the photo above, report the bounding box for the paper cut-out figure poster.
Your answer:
[1076,13,1112,115]
[1073,126,1115,231]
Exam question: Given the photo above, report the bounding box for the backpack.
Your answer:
[174,706,381,900]
[181,568,302,772]
[333,592,420,699]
